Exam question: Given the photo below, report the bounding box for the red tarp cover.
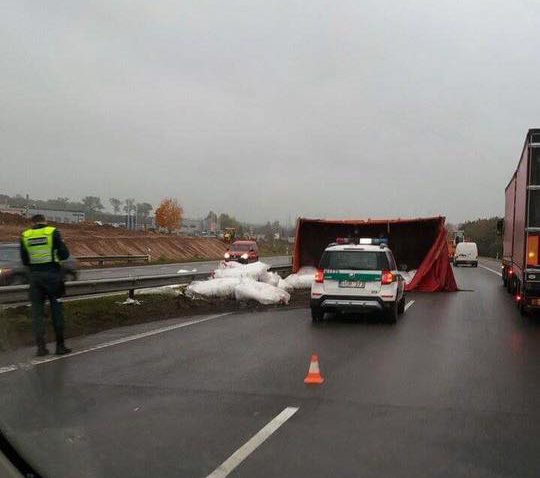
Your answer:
[293,217,457,292]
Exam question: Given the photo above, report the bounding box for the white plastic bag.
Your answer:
[186,278,241,298]
[278,278,294,292]
[136,285,182,296]
[234,279,291,305]
[283,266,317,289]
[213,261,270,280]
[259,271,281,287]
[399,269,417,285]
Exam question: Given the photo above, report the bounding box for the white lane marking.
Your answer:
[206,406,299,478]
[479,264,502,277]
[0,313,231,375]
[404,300,415,311]
[0,365,18,374]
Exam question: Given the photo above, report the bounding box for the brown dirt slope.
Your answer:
[0,212,227,262]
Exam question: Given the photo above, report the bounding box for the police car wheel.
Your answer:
[384,302,398,324]
[397,296,406,315]
[311,307,324,322]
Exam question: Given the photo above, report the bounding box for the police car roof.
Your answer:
[324,243,389,252]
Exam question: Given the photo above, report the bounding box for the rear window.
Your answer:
[319,251,390,271]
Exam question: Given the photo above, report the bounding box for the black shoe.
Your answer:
[55,344,72,355]
[36,346,50,357]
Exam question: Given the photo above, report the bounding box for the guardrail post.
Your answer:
[99,259,105,266]
[128,289,135,300]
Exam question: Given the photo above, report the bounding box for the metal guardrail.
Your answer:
[75,254,151,265]
[0,265,293,305]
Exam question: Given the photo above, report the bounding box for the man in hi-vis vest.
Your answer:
[20,214,72,356]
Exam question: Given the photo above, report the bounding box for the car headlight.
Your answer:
[241,253,249,259]
[224,252,230,259]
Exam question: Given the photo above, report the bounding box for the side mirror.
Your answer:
[496,219,504,237]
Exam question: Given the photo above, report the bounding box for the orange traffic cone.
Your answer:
[304,353,324,384]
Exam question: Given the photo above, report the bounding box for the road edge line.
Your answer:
[206,406,299,478]
[0,313,231,375]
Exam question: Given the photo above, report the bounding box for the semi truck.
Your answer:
[500,128,540,314]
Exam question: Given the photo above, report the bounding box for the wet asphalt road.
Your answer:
[77,256,291,281]
[0,262,539,477]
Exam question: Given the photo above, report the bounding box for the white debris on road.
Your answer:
[282,266,317,289]
[234,279,291,305]
[186,278,242,299]
[136,285,183,296]
[399,269,417,285]
[186,261,295,305]
[177,269,197,273]
[120,298,141,305]
[213,261,270,280]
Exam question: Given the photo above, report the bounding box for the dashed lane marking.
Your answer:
[404,300,415,311]
[206,407,299,478]
[479,264,502,277]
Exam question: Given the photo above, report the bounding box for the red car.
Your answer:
[224,240,259,264]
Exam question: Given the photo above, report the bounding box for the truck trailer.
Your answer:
[501,129,540,314]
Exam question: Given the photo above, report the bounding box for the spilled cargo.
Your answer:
[293,217,457,292]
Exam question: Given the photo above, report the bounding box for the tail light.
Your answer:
[381,270,395,285]
[528,235,539,267]
[315,269,324,283]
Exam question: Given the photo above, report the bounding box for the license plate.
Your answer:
[339,281,365,288]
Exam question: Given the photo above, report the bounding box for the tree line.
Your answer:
[0,193,153,222]
[459,217,502,258]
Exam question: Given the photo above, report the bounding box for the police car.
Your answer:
[310,238,406,323]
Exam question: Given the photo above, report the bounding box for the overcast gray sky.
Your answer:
[1,0,539,224]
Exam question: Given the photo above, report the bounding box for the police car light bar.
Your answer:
[333,237,388,246]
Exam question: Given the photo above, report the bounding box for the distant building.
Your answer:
[27,208,85,224]
[181,218,203,235]
[0,204,25,216]
[0,205,85,224]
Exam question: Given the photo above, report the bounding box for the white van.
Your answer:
[454,242,478,267]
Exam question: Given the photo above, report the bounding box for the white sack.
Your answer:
[283,266,317,289]
[259,271,281,287]
[186,278,241,298]
[399,269,417,285]
[213,261,270,280]
[234,279,291,305]
[136,285,182,296]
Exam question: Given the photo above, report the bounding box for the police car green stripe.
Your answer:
[323,272,381,282]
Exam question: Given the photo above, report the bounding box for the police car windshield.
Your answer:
[319,251,390,271]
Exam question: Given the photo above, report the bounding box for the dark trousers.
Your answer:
[29,270,65,347]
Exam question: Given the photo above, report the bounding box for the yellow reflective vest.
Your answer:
[21,226,57,265]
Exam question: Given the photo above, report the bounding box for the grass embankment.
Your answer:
[0,290,310,351]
